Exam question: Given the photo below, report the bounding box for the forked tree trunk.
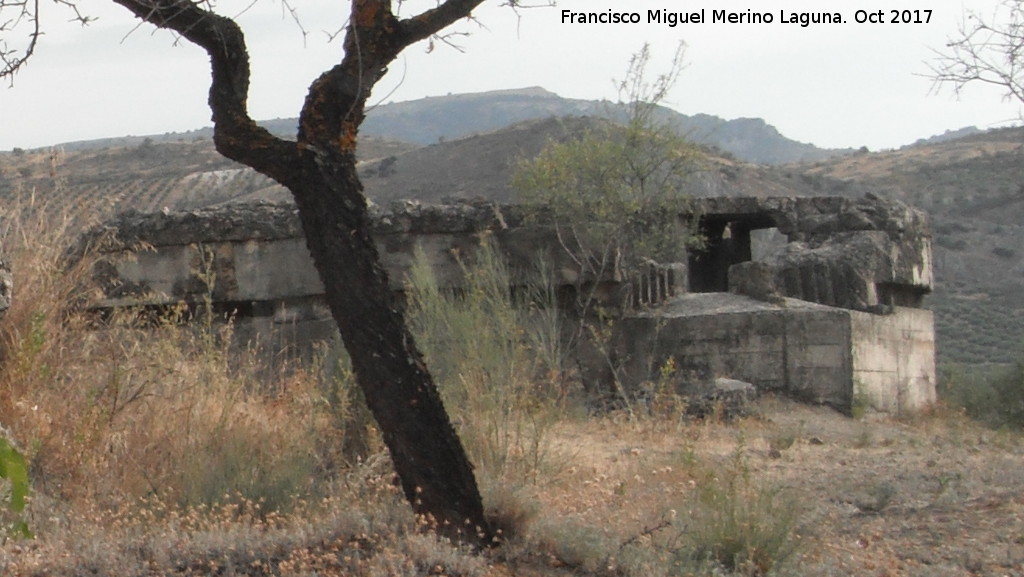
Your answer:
[286,150,492,545]
[108,0,494,548]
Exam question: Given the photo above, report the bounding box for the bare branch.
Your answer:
[110,0,297,183]
[395,0,487,48]
[276,0,307,47]
[501,0,554,40]
[930,0,1024,106]
[0,0,94,80]
[426,28,471,53]
[53,0,94,26]
[0,0,40,79]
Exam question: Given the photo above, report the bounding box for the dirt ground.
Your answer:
[525,396,1024,577]
[3,395,1021,577]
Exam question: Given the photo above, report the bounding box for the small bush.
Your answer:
[934,235,968,251]
[670,447,802,576]
[939,362,1024,428]
[992,246,1016,259]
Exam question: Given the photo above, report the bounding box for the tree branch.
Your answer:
[0,0,39,79]
[396,0,486,48]
[930,0,1024,107]
[297,0,487,161]
[0,0,92,80]
[110,0,300,184]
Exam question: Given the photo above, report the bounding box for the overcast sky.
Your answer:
[0,0,1018,152]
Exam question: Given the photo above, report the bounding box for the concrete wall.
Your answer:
[94,229,594,307]
[783,307,853,409]
[614,294,936,414]
[850,307,937,413]
[101,234,485,306]
[617,297,789,393]
[615,294,856,412]
[82,197,938,415]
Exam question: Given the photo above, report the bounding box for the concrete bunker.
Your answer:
[78,194,937,416]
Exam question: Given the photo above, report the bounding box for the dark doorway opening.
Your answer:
[688,213,778,293]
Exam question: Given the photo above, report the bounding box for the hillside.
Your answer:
[0,103,1021,366]
[0,136,415,224]
[363,120,1024,367]
[360,87,853,165]
[798,126,1024,365]
[355,115,847,204]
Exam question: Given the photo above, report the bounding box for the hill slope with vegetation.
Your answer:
[0,95,1023,577]
[357,87,854,165]
[798,127,1024,365]
[1,103,1021,366]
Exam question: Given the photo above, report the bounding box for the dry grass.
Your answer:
[0,190,1020,576]
[3,386,1023,576]
[0,192,357,513]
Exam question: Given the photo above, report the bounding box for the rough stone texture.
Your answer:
[717,194,933,311]
[683,377,759,420]
[78,193,936,414]
[76,200,533,249]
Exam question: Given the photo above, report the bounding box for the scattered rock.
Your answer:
[683,377,758,421]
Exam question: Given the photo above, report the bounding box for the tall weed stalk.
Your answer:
[406,236,567,486]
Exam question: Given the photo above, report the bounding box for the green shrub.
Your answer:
[511,43,704,310]
[940,362,1024,428]
[0,436,31,539]
[670,447,802,576]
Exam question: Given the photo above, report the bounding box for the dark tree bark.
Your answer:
[108,0,492,546]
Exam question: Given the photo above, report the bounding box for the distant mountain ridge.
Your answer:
[908,126,984,148]
[356,87,854,165]
[49,87,854,166]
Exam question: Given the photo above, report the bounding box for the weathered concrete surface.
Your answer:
[615,294,853,411]
[80,201,604,306]
[713,194,933,311]
[850,307,937,413]
[78,194,936,414]
[614,293,936,414]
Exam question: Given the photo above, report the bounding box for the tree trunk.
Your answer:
[107,0,494,548]
[285,151,492,545]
